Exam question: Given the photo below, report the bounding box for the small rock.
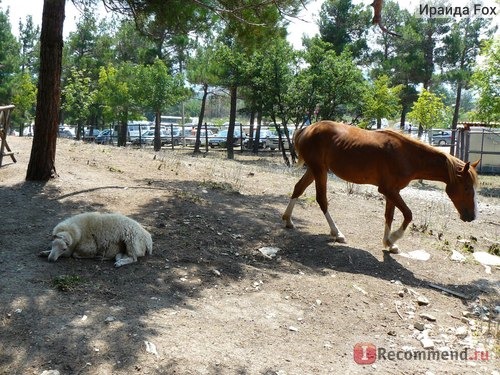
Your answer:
[414,322,425,331]
[41,371,60,375]
[450,250,466,262]
[144,341,159,357]
[105,316,116,324]
[212,269,221,277]
[288,326,299,332]
[420,337,435,349]
[387,330,397,336]
[258,247,281,259]
[419,313,436,322]
[398,290,405,297]
[455,326,468,339]
[417,296,430,306]
[315,299,322,306]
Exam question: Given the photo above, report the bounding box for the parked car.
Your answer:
[132,129,169,146]
[58,127,75,139]
[82,128,101,142]
[95,129,118,144]
[268,128,295,150]
[430,130,452,146]
[208,129,247,148]
[185,129,214,146]
[164,128,186,146]
[243,129,273,149]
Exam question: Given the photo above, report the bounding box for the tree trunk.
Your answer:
[26,0,65,181]
[226,85,237,160]
[194,83,208,154]
[154,110,161,151]
[118,114,127,146]
[450,80,463,155]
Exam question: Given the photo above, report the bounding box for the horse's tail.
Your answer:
[293,126,307,167]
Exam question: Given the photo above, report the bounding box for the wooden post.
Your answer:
[0,105,16,167]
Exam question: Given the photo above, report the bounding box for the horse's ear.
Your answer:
[471,159,480,169]
[463,162,471,173]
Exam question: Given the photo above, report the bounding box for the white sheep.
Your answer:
[40,212,153,267]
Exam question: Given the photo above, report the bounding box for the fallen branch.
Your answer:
[428,284,469,299]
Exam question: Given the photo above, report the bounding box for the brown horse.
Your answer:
[282,121,479,252]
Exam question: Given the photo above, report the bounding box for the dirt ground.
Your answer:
[0,136,499,375]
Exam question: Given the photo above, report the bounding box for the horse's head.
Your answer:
[445,159,480,222]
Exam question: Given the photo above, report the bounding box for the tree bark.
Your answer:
[450,80,463,155]
[226,85,237,160]
[194,83,208,154]
[26,0,65,181]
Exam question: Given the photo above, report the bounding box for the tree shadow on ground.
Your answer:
[0,177,497,374]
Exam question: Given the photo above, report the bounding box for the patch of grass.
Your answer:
[52,275,84,292]
[200,180,239,194]
[487,243,500,256]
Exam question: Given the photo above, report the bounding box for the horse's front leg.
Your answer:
[282,168,314,229]
[380,189,413,253]
[383,200,396,251]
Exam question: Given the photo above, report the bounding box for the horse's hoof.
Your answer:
[334,233,346,243]
[283,218,295,229]
[388,244,400,254]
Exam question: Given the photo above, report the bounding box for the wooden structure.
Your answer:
[0,105,16,167]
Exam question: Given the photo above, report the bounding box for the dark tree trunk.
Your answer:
[26,0,65,181]
[450,80,463,155]
[194,83,208,154]
[226,85,237,160]
[154,110,161,151]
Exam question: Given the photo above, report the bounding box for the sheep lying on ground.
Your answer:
[40,212,153,267]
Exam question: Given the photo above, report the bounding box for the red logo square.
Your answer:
[353,342,377,364]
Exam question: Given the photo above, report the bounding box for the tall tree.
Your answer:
[11,72,37,135]
[407,89,446,134]
[136,58,189,151]
[62,67,96,139]
[318,0,371,59]
[186,45,219,154]
[436,17,496,153]
[471,39,499,124]
[299,37,366,121]
[0,7,20,104]
[362,74,402,129]
[18,15,40,74]
[26,0,65,181]
[97,62,137,146]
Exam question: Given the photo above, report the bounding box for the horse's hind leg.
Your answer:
[282,168,314,228]
[313,168,346,243]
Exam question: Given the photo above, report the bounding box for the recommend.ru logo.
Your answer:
[353,343,489,364]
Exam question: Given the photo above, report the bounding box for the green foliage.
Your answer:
[318,0,371,59]
[62,67,96,128]
[97,62,135,124]
[471,40,500,124]
[0,8,20,103]
[407,89,446,131]
[136,58,189,113]
[362,75,403,128]
[11,72,37,127]
[52,275,83,292]
[299,38,367,121]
